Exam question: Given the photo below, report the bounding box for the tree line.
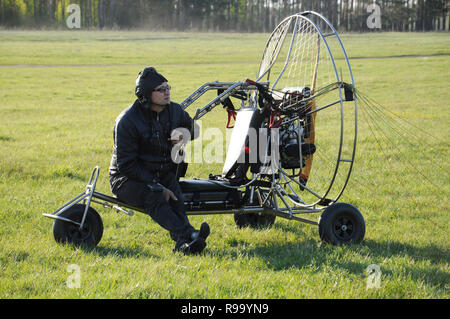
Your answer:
[0,0,448,32]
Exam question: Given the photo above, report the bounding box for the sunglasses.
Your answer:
[153,85,171,93]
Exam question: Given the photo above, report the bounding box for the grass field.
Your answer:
[0,30,449,299]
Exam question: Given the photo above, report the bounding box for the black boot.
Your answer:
[191,222,210,241]
[173,222,210,255]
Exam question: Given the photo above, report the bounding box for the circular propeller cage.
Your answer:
[254,11,358,208]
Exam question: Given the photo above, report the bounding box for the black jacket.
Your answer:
[109,100,193,193]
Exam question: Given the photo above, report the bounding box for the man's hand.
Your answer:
[162,187,178,202]
[168,130,184,145]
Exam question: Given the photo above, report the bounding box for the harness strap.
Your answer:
[226,108,237,128]
[269,110,282,128]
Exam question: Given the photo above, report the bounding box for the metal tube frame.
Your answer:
[255,11,358,208]
[42,166,100,229]
[43,166,323,227]
[180,80,269,119]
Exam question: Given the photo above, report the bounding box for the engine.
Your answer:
[278,86,316,170]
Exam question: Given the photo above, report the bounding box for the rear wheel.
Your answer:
[234,190,276,229]
[53,204,103,247]
[234,211,276,229]
[318,202,365,245]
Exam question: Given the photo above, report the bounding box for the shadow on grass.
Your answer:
[211,222,449,290]
[271,221,310,237]
[257,239,448,289]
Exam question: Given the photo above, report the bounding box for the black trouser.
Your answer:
[113,171,195,242]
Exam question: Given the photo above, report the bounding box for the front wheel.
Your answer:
[318,202,365,245]
[52,204,103,247]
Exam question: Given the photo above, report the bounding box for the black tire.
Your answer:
[318,202,365,245]
[234,191,276,229]
[234,211,276,229]
[53,204,103,247]
[234,192,276,229]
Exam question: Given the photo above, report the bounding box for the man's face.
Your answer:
[151,82,171,106]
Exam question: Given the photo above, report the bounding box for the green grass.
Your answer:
[0,31,449,299]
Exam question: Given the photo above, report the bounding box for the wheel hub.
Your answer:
[333,216,354,240]
[68,224,91,241]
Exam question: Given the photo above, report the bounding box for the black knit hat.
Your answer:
[135,67,168,107]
